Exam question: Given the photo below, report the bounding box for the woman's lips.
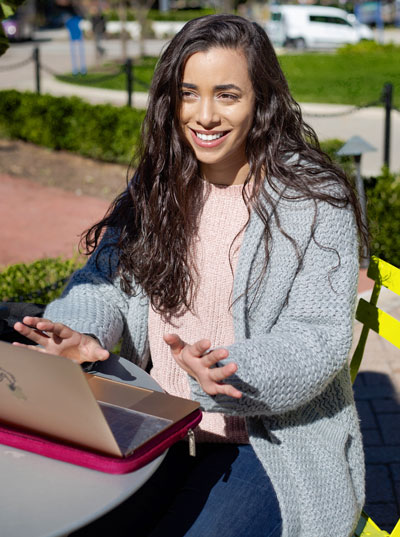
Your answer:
[189,128,230,148]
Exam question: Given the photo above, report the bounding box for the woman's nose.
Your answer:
[196,98,219,128]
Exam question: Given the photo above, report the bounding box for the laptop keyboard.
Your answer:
[98,401,172,455]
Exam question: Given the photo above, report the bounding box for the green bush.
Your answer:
[0,257,84,304]
[321,139,400,267]
[365,169,400,268]
[147,8,216,21]
[0,90,145,164]
[310,140,399,268]
[319,138,355,178]
[337,41,400,56]
[104,8,215,22]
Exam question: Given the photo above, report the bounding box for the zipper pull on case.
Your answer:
[187,429,196,457]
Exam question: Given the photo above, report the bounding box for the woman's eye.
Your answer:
[181,90,197,99]
[219,93,239,101]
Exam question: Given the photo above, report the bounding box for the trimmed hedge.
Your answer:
[0,90,353,170]
[104,8,216,22]
[0,257,84,304]
[365,169,400,268]
[0,90,145,164]
[337,41,400,56]
[319,138,355,178]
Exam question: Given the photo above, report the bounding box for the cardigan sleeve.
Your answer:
[44,228,129,351]
[189,201,360,416]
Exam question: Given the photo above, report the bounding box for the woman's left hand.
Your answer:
[163,334,242,399]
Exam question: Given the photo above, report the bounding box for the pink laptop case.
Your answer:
[0,409,202,474]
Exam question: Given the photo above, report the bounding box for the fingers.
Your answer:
[81,337,110,362]
[164,334,241,399]
[201,346,229,367]
[163,333,187,356]
[164,334,212,357]
[14,317,109,364]
[22,317,75,343]
[190,339,212,356]
[12,341,109,363]
[201,371,242,399]
[215,383,242,399]
[94,348,110,361]
[15,317,75,347]
[163,335,184,359]
[208,362,242,398]
[13,320,49,346]
[210,361,237,381]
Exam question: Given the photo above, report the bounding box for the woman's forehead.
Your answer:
[181,48,251,86]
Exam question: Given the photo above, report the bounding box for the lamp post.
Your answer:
[337,135,377,268]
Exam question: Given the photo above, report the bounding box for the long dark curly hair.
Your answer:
[83,14,365,316]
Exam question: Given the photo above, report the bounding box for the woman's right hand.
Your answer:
[13,316,110,364]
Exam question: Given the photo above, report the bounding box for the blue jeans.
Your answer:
[72,442,282,537]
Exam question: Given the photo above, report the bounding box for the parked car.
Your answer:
[266,5,374,49]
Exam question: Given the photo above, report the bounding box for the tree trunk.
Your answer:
[219,0,235,14]
[118,1,128,62]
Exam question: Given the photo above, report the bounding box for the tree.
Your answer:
[109,0,155,61]
[131,0,156,58]
[0,0,28,56]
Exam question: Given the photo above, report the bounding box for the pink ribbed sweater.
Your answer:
[148,182,250,443]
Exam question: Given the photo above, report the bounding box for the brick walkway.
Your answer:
[1,172,399,531]
[353,286,400,531]
[0,174,109,266]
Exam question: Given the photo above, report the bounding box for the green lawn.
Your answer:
[55,56,157,94]
[55,45,400,108]
[279,49,400,107]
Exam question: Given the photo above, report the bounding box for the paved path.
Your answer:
[354,286,400,531]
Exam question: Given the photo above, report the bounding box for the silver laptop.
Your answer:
[0,340,199,458]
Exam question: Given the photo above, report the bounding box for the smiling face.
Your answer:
[179,47,256,185]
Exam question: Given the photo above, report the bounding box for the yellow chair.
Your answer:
[350,256,400,537]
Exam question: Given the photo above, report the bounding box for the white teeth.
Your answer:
[196,131,225,141]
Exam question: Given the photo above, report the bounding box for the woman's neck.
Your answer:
[201,160,250,186]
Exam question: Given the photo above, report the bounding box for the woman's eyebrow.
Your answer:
[214,84,242,92]
[181,82,242,92]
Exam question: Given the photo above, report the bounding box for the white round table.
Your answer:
[1,355,167,537]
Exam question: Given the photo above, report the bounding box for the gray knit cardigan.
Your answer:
[45,189,365,537]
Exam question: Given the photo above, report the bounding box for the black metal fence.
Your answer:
[0,46,150,108]
[302,83,398,169]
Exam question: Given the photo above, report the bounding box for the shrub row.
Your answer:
[0,90,145,164]
[0,257,84,304]
[365,169,400,268]
[320,139,400,267]
[338,40,400,56]
[104,8,216,22]
[0,90,352,170]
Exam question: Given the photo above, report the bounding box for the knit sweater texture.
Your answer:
[149,183,249,443]
[45,183,365,537]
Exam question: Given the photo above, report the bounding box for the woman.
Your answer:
[15,14,365,537]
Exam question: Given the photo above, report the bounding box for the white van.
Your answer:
[266,5,373,49]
